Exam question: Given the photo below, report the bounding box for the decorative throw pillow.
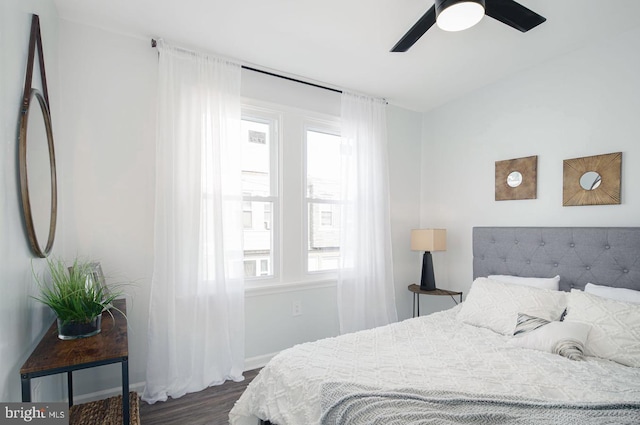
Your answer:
[513,312,550,336]
[457,278,567,335]
[488,274,560,291]
[509,313,590,360]
[584,283,640,304]
[563,289,640,367]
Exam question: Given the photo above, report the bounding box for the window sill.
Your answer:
[245,278,336,297]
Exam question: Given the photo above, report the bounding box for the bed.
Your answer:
[229,227,640,424]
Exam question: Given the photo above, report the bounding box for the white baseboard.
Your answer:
[244,351,279,371]
[70,353,277,404]
[70,381,146,405]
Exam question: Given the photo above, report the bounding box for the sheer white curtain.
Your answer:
[338,91,398,334]
[143,41,245,403]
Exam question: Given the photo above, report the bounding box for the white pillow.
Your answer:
[457,278,567,335]
[508,314,591,360]
[584,283,640,304]
[563,289,640,367]
[488,274,560,291]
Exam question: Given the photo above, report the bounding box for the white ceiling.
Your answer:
[53,0,640,112]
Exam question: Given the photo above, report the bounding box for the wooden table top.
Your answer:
[408,284,462,296]
[21,299,128,375]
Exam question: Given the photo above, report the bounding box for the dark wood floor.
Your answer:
[139,368,261,425]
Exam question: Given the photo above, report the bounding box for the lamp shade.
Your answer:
[411,229,447,252]
[436,0,485,32]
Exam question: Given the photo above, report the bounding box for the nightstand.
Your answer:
[408,284,462,318]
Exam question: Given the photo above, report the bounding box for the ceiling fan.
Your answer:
[391,0,546,52]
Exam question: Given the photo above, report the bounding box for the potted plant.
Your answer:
[33,258,125,340]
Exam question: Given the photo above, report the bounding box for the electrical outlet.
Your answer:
[292,300,302,316]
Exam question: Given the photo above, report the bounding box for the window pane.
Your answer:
[321,211,332,226]
[243,201,273,277]
[306,130,341,200]
[242,119,271,197]
[242,113,276,281]
[260,259,269,274]
[308,202,340,272]
[244,260,257,278]
[307,128,341,272]
[242,199,253,228]
[263,203,271,230]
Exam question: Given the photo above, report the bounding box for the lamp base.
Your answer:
[420,251,437,291]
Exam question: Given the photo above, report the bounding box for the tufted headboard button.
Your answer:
[624,269,629,273]
[605,245,610,249]
[526,260,531,264]
[570,243,575,247]
[554,263,558,267]
[586,266,591,270]
[540,242,545,246]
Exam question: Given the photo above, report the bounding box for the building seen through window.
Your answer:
[241,109,341,279]
[306,129,341,272]
[241,117,273,278]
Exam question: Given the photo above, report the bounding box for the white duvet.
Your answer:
[229,305,640,425]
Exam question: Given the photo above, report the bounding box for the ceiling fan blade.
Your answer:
[485,0,546,32]
[391,5,436,52]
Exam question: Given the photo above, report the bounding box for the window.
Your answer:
[240,100,340,286]
[244,260,256,277]
[242,199,253,229]
[305,128,341,273]
[321,211,333,226]
[248,130,266,144]
[241,109,278,279]
[260,259,269,275]
[263,203,271,230]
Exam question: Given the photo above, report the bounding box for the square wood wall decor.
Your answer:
[563,152,622,206]
[495,155,538,201]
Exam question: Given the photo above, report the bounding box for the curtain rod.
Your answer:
[151,38,342,95]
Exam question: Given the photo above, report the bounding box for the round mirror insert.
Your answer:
[580,171,601,191]
[19,88,57,257]
[507,171,523,188]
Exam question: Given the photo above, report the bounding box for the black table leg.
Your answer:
[67,371,73,407]
[21,375,31,402]
[122,357,129,425]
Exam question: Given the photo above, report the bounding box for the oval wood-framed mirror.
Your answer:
[18,14,57,258]
[19,88,57,257]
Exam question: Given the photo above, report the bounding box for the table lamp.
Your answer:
[411,229,446,291]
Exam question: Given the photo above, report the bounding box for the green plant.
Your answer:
[33,258,124,324]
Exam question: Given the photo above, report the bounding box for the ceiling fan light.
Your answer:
[436,0,485,32]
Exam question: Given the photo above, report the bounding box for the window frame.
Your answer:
[241,98,341,289]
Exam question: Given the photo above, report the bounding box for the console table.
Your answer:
[20,299,129,425]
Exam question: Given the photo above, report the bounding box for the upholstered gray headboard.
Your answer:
[473,227,640,292]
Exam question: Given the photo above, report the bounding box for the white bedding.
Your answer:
[229,305,640,425]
